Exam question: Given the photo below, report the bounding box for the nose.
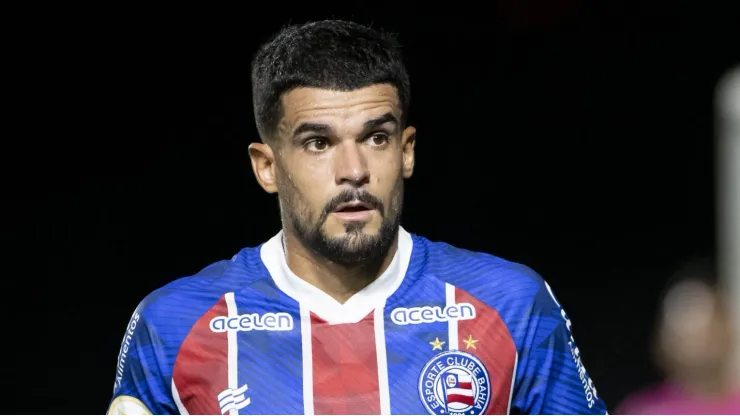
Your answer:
[334,141,370,187]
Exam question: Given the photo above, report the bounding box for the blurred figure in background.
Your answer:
[617,259,740,414]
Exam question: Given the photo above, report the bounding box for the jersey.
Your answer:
[108,227,607,415]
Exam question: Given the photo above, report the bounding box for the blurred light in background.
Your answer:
[716,65,740,387]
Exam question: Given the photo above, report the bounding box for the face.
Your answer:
[249,84,416,265]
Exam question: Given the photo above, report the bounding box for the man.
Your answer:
[108,20,607,415]
[617,260,739,414]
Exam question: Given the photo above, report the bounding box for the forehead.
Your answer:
[278,84,401,132]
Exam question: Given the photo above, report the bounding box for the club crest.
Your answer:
[418,350,491,415]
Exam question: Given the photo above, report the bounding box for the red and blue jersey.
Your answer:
[108,228,607,415]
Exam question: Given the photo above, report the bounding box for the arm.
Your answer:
[510,281,608,415]
[108,305,178,415]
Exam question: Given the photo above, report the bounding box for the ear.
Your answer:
[401,126,416,179]
[248,142,278,193]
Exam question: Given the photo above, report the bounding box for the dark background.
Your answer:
[6,3,739,414]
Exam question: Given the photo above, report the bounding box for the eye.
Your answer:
[367,133,390,147]
[304,138,330,152]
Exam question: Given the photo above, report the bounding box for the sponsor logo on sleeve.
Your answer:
[114,310,141,392]
[545,281,600,409]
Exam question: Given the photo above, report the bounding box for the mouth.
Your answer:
[331,201,376,222]
[333,201,374,213]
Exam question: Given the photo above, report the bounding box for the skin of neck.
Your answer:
[281,228,399,304]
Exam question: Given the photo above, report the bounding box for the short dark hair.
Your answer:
[250,20,411,142]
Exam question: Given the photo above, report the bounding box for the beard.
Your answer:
[277,173,403,267]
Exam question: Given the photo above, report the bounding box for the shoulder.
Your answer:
[411,233,551,307]
[409,234,567,338]
[132,245,270,330]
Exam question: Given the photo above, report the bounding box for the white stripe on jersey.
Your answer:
[445,283,459,350]
[299,304,315,415]
[225,293,239,415]
[374,303,391,414]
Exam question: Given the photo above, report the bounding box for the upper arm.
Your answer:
[108,305,178,415]
[509,280,608,415]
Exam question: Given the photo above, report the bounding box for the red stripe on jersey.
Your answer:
[456,288,517,415]
[311,312,380,415]
[173,296,229,415]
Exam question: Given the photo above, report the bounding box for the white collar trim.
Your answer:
[260,227,413,324]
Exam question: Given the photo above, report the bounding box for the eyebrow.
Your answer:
[364,112,399,129]
[291,112,399,139]
[292,122,331,138]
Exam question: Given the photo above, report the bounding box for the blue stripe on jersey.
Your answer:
[384,277,448,415]
[232,278,305,415]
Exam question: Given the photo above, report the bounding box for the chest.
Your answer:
[171,301,517,415]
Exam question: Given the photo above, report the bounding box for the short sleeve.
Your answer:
[107,306,177,415]
[510,281,608,415]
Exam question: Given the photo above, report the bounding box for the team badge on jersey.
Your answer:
[418,350,491,415]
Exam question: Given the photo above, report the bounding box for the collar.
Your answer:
[260,227,413,324]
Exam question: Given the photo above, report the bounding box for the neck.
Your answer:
[282,231,398,304]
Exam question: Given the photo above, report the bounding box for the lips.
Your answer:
[333,201,374,212]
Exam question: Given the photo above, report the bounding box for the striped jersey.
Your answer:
[108,228,607,415]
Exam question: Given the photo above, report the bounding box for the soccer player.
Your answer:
[108,20,607,415]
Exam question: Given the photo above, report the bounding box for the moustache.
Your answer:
[323,190,384,216]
